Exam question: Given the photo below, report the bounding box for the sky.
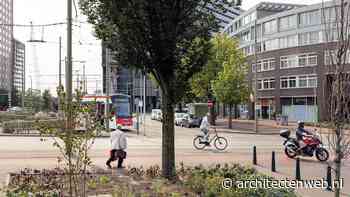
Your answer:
[13,0,323,95]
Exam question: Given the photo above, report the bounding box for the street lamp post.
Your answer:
[253,20,258,133]
[105,48,110,132]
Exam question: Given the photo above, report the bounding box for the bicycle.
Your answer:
[193,128,228,150]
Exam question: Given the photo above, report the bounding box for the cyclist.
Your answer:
[200,112,211,145]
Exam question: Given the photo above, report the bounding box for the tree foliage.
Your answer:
[42,89,53,112]
[38,86,104,197]
[24,89,42,112]
[211,35,248,106]
[190,33,240,99]
[79,0,242,178]
[11,89,22,107]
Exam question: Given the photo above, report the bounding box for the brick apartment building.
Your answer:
[223,1,349,122]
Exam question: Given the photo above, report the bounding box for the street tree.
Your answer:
[79,0,241,178]
[11,89,21,107]
[42,89,53,112]
[322,0,350,196]
[211,35,248,129]
[191,33,242,123]
[24,89,42,112]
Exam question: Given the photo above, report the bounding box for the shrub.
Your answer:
[181,164,296,197]
[2,119,63,134]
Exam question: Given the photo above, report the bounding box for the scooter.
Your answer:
[280,129,329,162]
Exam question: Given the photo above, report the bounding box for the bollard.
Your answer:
[295,158,301,180]
[271,151,276,172]
[253,146,257,165]
[326,165,332,191]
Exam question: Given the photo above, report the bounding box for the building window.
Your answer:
[242,12,256,26]
[263,39,278,51]
[280,53,317,69]
[257,78,275,90]
[299,76,308,88]
[299,31,320,46]
[289,77,297,88]
[279,35,297,49]
[281,75,317,89]
[281,76,296,89]
[281,77,289,88]
[299,10,320,27]
[323,7,337,22]
[252,58,275,73]
[263,20,277,35]
[308,76,317,87]
[241,30,251,42]
[279,15,297,31]
[280,55,297,69]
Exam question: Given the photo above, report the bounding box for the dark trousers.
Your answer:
[106,149,124,168]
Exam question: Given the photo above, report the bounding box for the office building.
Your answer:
[223,1,348,122]
[0,0,13,108]
[12,39,25,105]
[205,3,243,31]
[101,44,160,113]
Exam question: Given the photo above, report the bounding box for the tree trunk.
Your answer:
[234,104,238,119]
[209,101,216,125]
[177,103,182,112]
[335,127,342,197]
[228,104,233,129]
[223,104,226,118]
[161,92,175,179]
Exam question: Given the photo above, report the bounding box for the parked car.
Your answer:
[180,114,202,128]
[6,106,23,112]
[151,109,161,120]
[174,112,186,126]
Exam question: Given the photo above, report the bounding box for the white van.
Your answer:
[151,109,161,120]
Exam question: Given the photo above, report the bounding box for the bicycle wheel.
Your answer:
[214,137,228,151]
[193,136,206,150]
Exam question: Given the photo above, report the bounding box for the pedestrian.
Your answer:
[106,125,127,169]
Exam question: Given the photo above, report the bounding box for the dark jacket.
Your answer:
[296,127,312,141]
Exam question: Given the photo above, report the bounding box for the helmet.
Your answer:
[297,121,304,128]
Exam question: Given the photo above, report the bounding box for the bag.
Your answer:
[114,133,127,159]
[114,150,127,159]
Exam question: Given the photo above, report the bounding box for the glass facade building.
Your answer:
[0,0,13,107]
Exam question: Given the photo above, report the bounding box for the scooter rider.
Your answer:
[296,121,313,152]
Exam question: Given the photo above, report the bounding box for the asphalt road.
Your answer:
[0,117,349,197]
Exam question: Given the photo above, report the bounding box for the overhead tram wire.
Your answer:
[0,21,89,28]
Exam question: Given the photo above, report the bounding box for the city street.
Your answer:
[0,117,350,197]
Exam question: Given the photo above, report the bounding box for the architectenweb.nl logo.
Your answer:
[222,178,344,190]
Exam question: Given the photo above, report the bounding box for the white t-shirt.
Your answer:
[200,115,209,130]
[110,129,127,150]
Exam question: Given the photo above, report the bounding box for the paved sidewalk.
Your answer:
[214,118,344,135]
